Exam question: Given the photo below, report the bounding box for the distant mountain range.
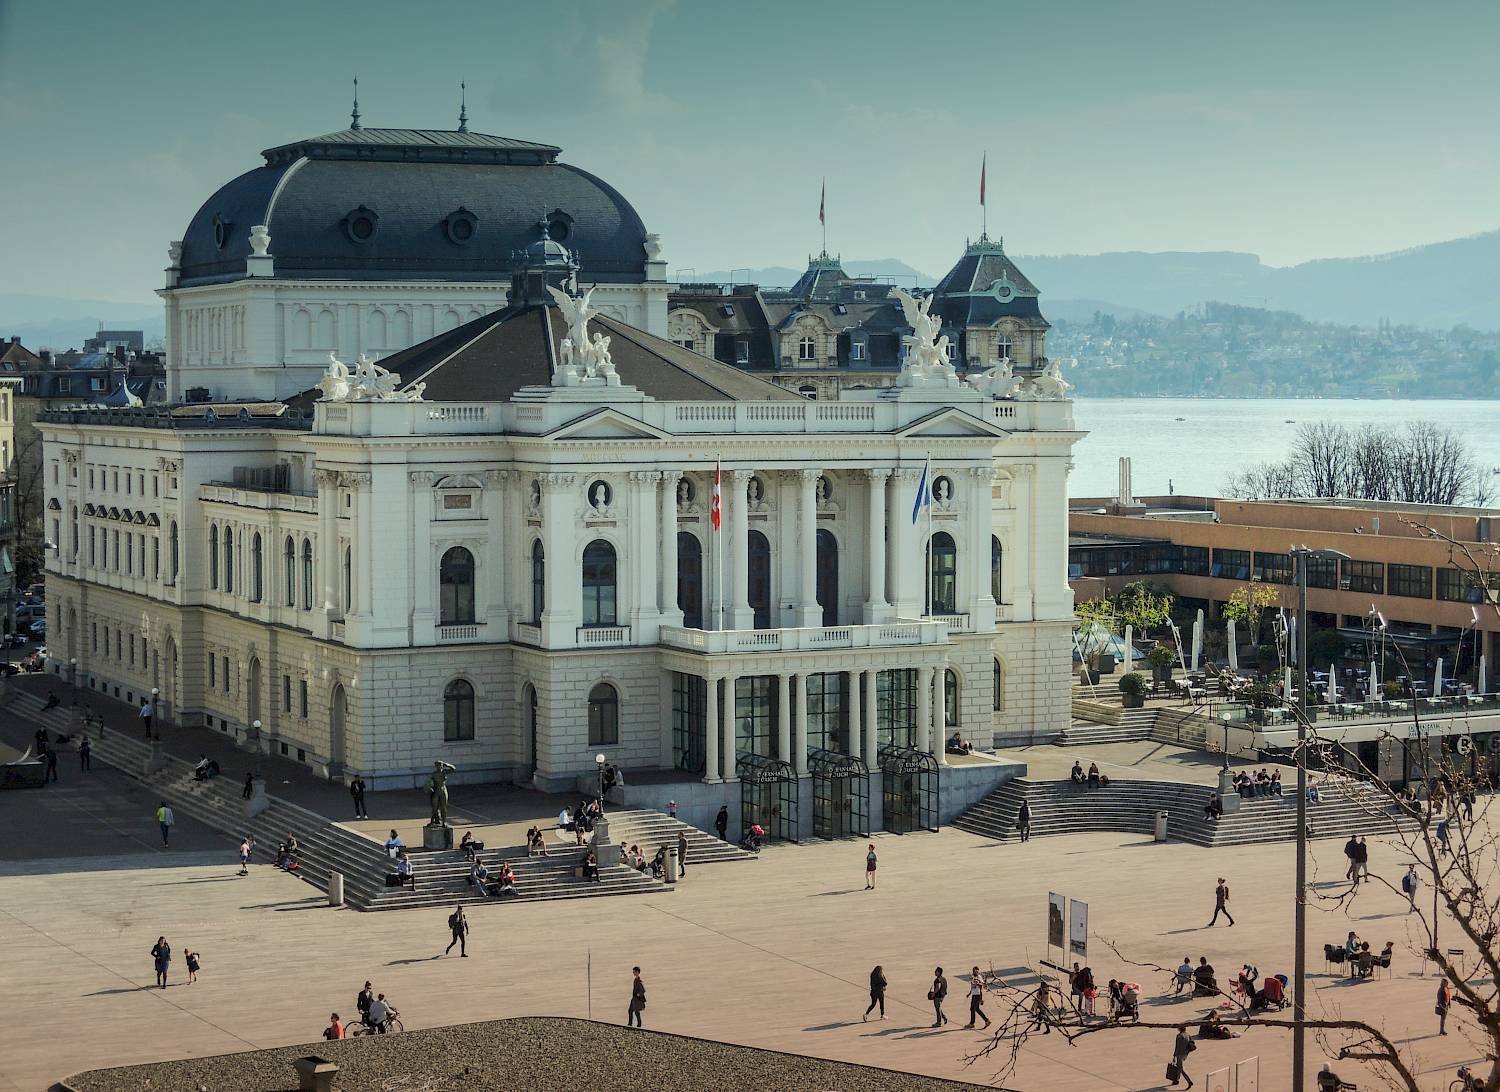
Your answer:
[0,293,163,353]
[692,230,1500,331]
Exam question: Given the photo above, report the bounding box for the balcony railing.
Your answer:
[577,625,631,647]
[659,620,949,654]
[437,624,485,643]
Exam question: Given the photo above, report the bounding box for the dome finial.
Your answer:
[351,75,361,131]
[458,81,468,133]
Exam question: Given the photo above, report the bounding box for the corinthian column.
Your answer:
[659,472,683,625]
[863,468,891,622]
[797,468,821,629]
[729,470,753,630]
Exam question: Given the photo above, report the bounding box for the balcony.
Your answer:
[577,625,632,647]
[659,620,950,655]
[924,613,972,633]
[437,623,486,643]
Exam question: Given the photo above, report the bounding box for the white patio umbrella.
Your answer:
[1369,658,1379,701]
[1124,625,1134,676]
[1328,661,1339,702]
[1227,618,1238,674]
[1284,667,1294,703]
[1191,609,1204,672]
[1480,654,1488,696]
[1433,656,1444,699]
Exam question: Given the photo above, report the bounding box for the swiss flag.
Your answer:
[710,460,722,531]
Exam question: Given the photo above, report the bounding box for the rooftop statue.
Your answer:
[892,287,960,388]
[317,351,424,403]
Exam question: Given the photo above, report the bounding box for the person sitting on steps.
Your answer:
[1070,761,1084,785]
[1087,762,1102,789]
[1203,793,1224,821]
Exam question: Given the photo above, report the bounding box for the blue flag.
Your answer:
[911,458,931,525]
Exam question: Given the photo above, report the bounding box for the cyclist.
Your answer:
[367,992,399,1033]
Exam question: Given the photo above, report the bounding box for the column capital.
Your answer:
[862,468,893,484]
[342,471,372,489]
[798,468,821,483]
[627,470,657,484]
[539,472,577,489]
[483,469,513,485]
[658,469,683,486]
[893,467,923,483]
[409,470,441,487]
[313,468,341,488]
[727,467,755,483]
[967,465,998,480]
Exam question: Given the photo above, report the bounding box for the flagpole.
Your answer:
[980,153,987,239]
[821,177,827,257]
[716,457,725,632]
[926,452,933,619]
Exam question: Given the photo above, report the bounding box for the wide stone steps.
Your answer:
[3,689,669,911]
[955,776,1411,848]
[603,810,754,865]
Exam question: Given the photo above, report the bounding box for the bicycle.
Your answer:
[349,1013,404,1036]
[1450,1066,1480,1092]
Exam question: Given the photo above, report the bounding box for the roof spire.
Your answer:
[458,81,468,132]
[350,75,361,131]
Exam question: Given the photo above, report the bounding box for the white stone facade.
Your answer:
[41,377,1080,791]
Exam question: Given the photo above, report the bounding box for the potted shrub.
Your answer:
[1118,672,1148,708]
[1146,645,1177,685]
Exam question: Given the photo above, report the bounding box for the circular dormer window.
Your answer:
[546,208,574,243]
[444,207,478,245]
[212,213,232,250]
[343,206,379,244]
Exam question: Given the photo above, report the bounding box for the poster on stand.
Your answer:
[1068,899,1088,958]
[1204,1067,1230,1092]
[1047,893,1065,952]
[1234,1056,1259,1092]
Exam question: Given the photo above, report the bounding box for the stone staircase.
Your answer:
[1056,707,1158,746]
[953,775,1411,848]
[5,688,668,911]
[1059,704,1217,749]
[604,809,754,866]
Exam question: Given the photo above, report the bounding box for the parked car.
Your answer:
[27,619,46,638]
[0,662,19,676]
[2,632,28,648]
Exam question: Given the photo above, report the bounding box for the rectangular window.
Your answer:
[1253,551,1294,584]
[128,634,135,666]
[805,672,849,754]
[126,473,132,495]
[1306,556,1339,590]
[283,674,292,713]
[88,468,95,489]
[670,672,707,774]
[222,655,231,693]
[876,668,917,750]
[91,622,98,653]
[111,530,119,571]
[1438,567,1499,603]
[1344,560,1384,595]
[1180,545,1209,577]
[733,675,777,758]
[850,341,866,361]
[735,340,750,365]
[125,534,133,573]
[1387,563,1432,599]
[1210,548,1250,580]
[208,655,216,689]
[299,680,308,718]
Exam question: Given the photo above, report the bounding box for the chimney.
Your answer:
[1118,456,1135,507]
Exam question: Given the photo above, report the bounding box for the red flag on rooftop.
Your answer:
[819,179,825,226]
[710,460,722,531]
[980,154,986,207]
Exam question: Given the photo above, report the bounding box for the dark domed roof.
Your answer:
[176,128,651,288]
[930,235,1048,329]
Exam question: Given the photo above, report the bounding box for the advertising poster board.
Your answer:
[1068,899,1088,958]
[1047,892,1065,951]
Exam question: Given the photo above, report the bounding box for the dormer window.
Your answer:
[735,339,750,365]
[342,206,379,243]
[443,207,478,245]
[720,304,736,318]
[850,341,866,361]
[798,336,816,361]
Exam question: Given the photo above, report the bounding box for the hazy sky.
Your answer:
[3,0,1499,306]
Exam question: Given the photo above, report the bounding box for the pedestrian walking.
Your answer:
[715,804,728,841]
[445,905,469,957]
[1343,835,1360,884]
[1436,818,1451,855]
[863,964,887,1021]
[627,966,646,1027]
[350,776,368,820]
[237,836,254,876]
[150,936,171,989]
[677,830,688,877]
[1017,799,1031,841]
[139,697,154,738]
[185,949,201,984]
[864,843,878,889]
[1033,978,1053,1033]
[323,1013,345,1040]
[1436,978,1453,1035]
[1168,1024,1196,1087]
[78,735,91,771]
[156,802,174,846]
[242,772,254,799]
[929,966,949,1027]
[43,745,58,782]
[965,966,992,1029]
[1207,877,1234,926]
[1354,836,1369,882]
[1401,864,1421,911]
[666,799,677,819]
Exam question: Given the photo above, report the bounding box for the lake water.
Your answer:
[1071,398,1500,499]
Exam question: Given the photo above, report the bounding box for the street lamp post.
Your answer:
[150,686,160,740]
[595,752,606,809]
[69,657,77,689]
[1289,546,1349,1092]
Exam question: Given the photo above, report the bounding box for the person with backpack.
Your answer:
[1017,799,1032,841]
[445,905,469,957]
[1169,1023,1197,1087]
[1402,863,1421,911]
[929,966,949,1027]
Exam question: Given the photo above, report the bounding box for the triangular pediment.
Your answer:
[543,407,671,442]
[896,407,1009,439]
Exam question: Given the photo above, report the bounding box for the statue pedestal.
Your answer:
[423,823,454,851]
[245,775,270,819]
[1217,768,1242,814]
[591,818,620,867]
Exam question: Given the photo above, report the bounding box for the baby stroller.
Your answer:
[739,824,765,854]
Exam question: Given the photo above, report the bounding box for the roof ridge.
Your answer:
[595,314,789,402]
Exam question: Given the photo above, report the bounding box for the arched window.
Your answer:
[301,539,313,611]
[588,682,619,745]
[443,678,475,741]
[222,527,234,594]
[439,546,475,625]
[798,336,816,360]
[797,384,818,399]
[530,540,545,623]
[342,545,353,612]
[582,540,618,627]
[251,533,264,603]
[169,521,179,584]
[993,658,1004,711]
[677,532,703,629]
[208,526,219,589]
[283,536,295,607]
[945,668,959,726]
[927,532,957,615]
[816,529,839,627]
[748,530,772,630]
[991,535,1003,604]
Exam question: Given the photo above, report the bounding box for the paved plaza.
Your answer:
[0,779,1484,1092]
